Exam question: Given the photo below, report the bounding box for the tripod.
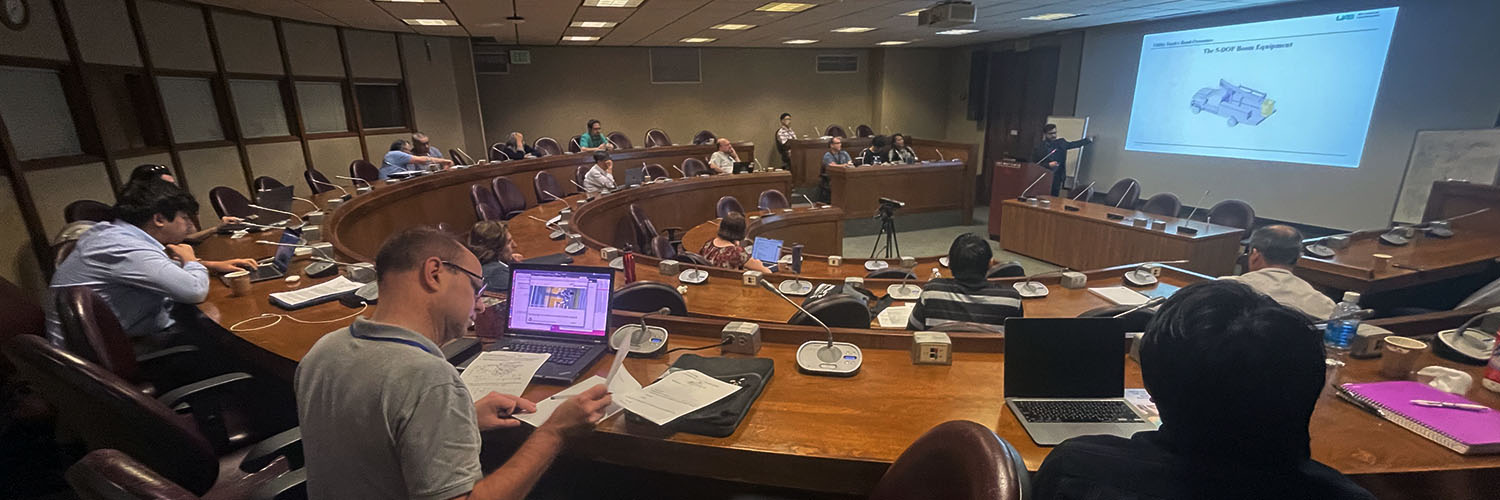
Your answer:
[869,205,900,259]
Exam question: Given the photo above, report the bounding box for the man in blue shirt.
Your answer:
[817,137,853,202]
[380,139,452,180]
[47,180,257,347]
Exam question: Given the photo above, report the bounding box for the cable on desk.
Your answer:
[663,338,732,355]
[229,303,370,332]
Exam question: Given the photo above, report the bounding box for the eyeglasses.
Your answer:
[440,260,486,298]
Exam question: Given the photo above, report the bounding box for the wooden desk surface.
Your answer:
[999,196,1246,276]
[1297,229,1500,294]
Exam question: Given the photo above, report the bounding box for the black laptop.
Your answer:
[623,166,646,186]
[732,161,753,174]
[249,228,301,282]
[493,263,615,384]
[1003,317,1155,446]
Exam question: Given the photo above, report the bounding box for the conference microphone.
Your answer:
[1071,181,1096,201]
[570,136,582,152]
[1018,172,1048,200]
[1113,296,1166,318]
[335,176,373,192]
[611,306,671,357]
[257,240,341,278]
[1113,180,1137,209]
[1013,268,1070,298]
[1123,260,1190,287]
[292,197,320,211]
[1424,207,1491,238]
[777,244,813,296]
[934,149,946,162]
[307,177,351,198]
[248,204,304,226]
[1176,190,1211,235]
[569,179,590,193]
[541,190,572,209]
[606,138,621,150]
[758,279,862,377]
[797,193,819,208]
[885,261,921,299]
[1035,147,1059,169]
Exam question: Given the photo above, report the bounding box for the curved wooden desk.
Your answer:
[998,195,1246,276]
[827,160,975,222]
[786,137,978,188]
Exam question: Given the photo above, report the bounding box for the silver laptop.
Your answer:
[1003,317,1155,446]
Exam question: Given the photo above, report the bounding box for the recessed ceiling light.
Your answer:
[756,2,816,13]
[562,35,600,42]
[876,40,911,46]
[831,27,876,33]
[782,39,819,45]
[1021,13,1083,21]
[680,37,716,43]
[935,29,979,35]
[711,23,757,30]
[582,0,643,7]
[569,21,617,28]
[900,9,924,17]
[402,19,459,26]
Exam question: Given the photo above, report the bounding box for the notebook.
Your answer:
[1337,381,1500,455]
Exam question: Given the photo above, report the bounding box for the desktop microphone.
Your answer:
[570,136,582,152]
[453,147,472,164]
[610,306,671,357]
[934,149,946,162]
[308,177,351,199]
[670,164,687,177]
[569,179,592,194]
[291,196,320,210]
[541,190,572,209]
[1123,260,1190,287]
[778,244,813,295]
[1176,190,1211,234]
[248,204,305,227]
[1013,268,1069,298]
[758,279,862,377]
[797,193,819,208]
[335,176,373,193]
[885,262,922,299]
[1113,296,1166,318]
[1018,173,1048,200]
[1113,180,1138,209]
[1071,181,1096,201]
[526,215,569,241]
[607,138,621,150]
[1035,147,1059,169]
[1424,207,1490,238]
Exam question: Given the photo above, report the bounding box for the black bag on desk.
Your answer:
[626,354,773,437]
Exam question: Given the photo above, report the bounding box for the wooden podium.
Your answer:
[987,160,1052,238]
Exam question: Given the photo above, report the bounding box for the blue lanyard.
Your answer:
[350,331,437,356]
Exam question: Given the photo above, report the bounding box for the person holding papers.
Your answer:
[296,227,611,500]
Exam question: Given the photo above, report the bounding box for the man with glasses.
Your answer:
[1033,123,1093,197]
[577,118,614,153]
[296,227,612,500]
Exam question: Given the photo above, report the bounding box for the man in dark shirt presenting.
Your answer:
[1031,280,1375,500]
[1032,124,1092,197]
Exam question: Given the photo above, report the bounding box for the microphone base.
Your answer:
[304,261,339,279]
[608,324,669,357]
[796,341,862,377]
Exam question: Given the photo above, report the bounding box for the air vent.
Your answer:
[650,48,701,84]
[816,54,858,73]
[474,53,509,74]
[509,50,531,64]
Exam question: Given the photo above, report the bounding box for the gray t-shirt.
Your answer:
[295,318,482,500]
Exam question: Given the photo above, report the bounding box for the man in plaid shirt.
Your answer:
[775,112,796,169]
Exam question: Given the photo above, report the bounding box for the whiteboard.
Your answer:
[1392,128,1500,224]
[1047,115,1090,187]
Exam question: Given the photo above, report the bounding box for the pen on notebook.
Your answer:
[1411,399,1490,412]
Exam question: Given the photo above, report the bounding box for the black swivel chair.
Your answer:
[986,261,1026,278]
[716,196,744,219]
[758,189,790,211]
[612,281,688,316]
[208,187,254,220]
[789,295,871,328]
[867,420,1029,500]
[1141,193,1182,218]
[252,176,285,193]
[491,178,528,220]
[868,269,917,280]
[65,200,115,223]
[691,130,717,145]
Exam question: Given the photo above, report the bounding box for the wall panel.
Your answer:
[307,136,363,185]
[113,152,174,181]
[137,0,214,72]
[246,141,307,197]
[64,0,142,66]
[0,0,68,60]
[24,163,117,237]
[364,132,410,167]
[401,35,464,153]
[344,29,401,79]
[213,11,283,75]
[282,22,344,78]
[0,176,47,294]
[177,146,247,218]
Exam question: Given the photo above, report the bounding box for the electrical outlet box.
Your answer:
[721,321,762,355]
[911,331,952,365]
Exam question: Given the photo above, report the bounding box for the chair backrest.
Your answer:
[252,176,285,193]
[867,420,1028,500]
[1141,193,1182,218]
[574,165,591,190]
[1071,184,1095,203]
[65,200,115,223]
[491,177,527,218]
[691,130,716,145]
[682,158,708,177]
[716,196,744,219]
[67,448,202,500]
[645,128,671,148]
[207,187,252,219]
[567,135,583,153]
[54,239,78,267]
[676,251,710,266]
[534,137,561,157]
[789,294,871,328]
[606,131,632,149]
[1079,304,1157,333]
[627,204,660,252]
[855,124,875,137]
[304,169,335,195]
[1207,199,1256,230]
[986,261,1025,278]
[0,276,45,374]
[612,281,688,315]
[650,234,678,260]
[3,336,220,495]
[824,125,848,138]
[348,159,379,183]
[757,189,790,211]
[450,148,474,165]
[868,269,916,279]
[470,184,504,222]
[534,172,564,202]
[54,286,141,382]
[489,143,508,161]
[1103,178,1141,209]
[643,164,668,180]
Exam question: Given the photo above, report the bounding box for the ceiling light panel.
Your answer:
[711,24,757,30]
[756,2,817,13]
[782,39,819,44]
[876,40,911,46]
[831,27,876,33]
[900,9,924,17]
[582,0,644,7]
[935,29,979,35]
[402,19,458,26]
[680,37,716,43]
[1022,13,1083,21]
[570,21,618,28]
[562,35,601,42]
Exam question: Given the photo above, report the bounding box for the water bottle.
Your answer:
[1325,292,1361,350]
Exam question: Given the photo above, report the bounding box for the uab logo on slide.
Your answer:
[1335,14,1355,21]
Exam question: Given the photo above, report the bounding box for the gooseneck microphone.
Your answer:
[758,279,862,377]
[248,204,305,226]
[613,306,672,357]
[934,149,946,162]
[308,177,350,197]
[670,164,687,177]
[797,194,818,208]
[1071,181,1096,201]
[1114,296,1166,318]
[1018,173,1048,200]
[335,176,373,189]
[541,190,572,209]
[1013,267,1070,298]
[1177,190,1211,234]
[1113,180,1138,209]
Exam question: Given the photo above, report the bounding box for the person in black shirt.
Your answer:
[1031,280,1375,500]
[1032,124,1092,197]
[859,135,889,165]
[497,132,539,160]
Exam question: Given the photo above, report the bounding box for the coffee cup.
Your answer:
[1371,253,1393,274]
[1380,335,1428,379]
[226,270,251,297]
[828,255,843,266]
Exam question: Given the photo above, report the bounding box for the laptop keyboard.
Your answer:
[500,342,590,365]
[1013,400,1144,423]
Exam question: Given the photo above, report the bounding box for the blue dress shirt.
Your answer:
[46,220,209,343]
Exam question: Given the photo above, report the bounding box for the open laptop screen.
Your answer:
[751,237,782,263]
[1003,318,1127,399]
[269,229,300,271]
[506,264,614,339]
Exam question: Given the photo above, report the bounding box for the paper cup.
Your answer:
[226,270,251,297]
[1379,336,1428,379]
[828,255,843,266]
[1371,253,1393,274]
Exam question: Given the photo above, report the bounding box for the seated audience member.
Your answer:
[410,132,443,159]
[380,139,453,180]
[696,212,772,274]
[1032,280,1375,500]
[499,132,540,160]
[467,221,523,292]
[296,227,612,500]
[582,151,617,194]
[890,133,918,163]
[859,135,889,165]
[907,234,1021,331]
[818,137,853,202]
[47,180,257,346]
[1222,225,1335,319]
[708,138,740,174]
[578,119,614,152]
[775,112,796,168]
[130,164,240,225]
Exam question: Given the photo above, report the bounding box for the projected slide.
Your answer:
[1123,8,1399,168]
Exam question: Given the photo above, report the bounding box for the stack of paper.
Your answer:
[1089,286,1150,305]
[515,368,741,428]
[877,304,914,328]
[459,351,551,403]
[269,276,363,308]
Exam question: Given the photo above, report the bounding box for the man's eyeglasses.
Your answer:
[440,260,487,299]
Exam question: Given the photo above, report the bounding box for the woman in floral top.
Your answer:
[697,212,772,274]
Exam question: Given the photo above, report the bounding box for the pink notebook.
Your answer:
[1338,381,1500,455]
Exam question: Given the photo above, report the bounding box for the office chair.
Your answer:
[1103,178,1142,208]
[64,200,115,223]
[470,184,506,222]
[607,131,632,149]
[868,269,917,280]
[53,286,216,396]
[303,169,336,195]
[758,189,790,211]
[716,196,744,219]
[643,164,668,180]
[534,172,565,202]
[824,125,848,138]
[208,187,254,219]
[682,158,709,177]
[348,160,379,184]
[855,124,875,138]
[533,137,561,157]
[1141,193,1182,218]
[675,251,710,266]
[491,177,528,220]
[252,176,285,192]
[574,165,591,191]
[692,130,716,145]
[645,128,672,148]
[986,261,1026,278]
[612,281,688,316]
[629,204,683,253]
[67,448,306,500]
[789,294,871,328]
[450,148,475,165]
[567,135,583,153]
[1207,199,1256,229]
[867,420,1029,500]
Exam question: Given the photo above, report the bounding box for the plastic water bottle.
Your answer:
[1325,291,1361,350]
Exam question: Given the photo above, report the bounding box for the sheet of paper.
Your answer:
[268,276,363,307]
[1124,388,1162,427]
[514,372,641,427]
[459,351,551,403]
[877,304,914,328]
[614,369,742,426]
[605,328,631,389]
[1088,286,1150,306]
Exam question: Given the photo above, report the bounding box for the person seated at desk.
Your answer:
[582,151,617,194]
[410,132,442,160]
[890,133,918,164]
[46,179,257,348]
[380,139,452,180]
[708,138,740,174]
[498,132,539,160]
[697,212,772,274]
[906,233,1022,332]
[1032,280,1375,500]
[467,221,523,292]
[296,227,612,500]
[859,135,889,165]
[1222,225,1335,319]
[775,112,796,169]
[130,164,241,225]
[577,119,615,152]
[1033,123,1092,197]
[818,137,853,202]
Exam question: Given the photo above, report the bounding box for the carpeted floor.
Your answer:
[837,206,1062,276]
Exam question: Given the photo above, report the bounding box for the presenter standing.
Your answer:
[1032,124,1092,197]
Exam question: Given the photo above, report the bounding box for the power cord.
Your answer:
[663,338,731,355]
[229,303,369,332]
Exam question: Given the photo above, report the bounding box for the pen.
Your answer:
[1411,400,1490,412]
[1336,387,1383,417]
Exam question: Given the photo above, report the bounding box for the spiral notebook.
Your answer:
[1337,381,1500,455]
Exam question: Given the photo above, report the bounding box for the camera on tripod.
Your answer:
[876,197,906,217]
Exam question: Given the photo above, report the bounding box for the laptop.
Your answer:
[751,237,782,273]
[1003,317,1155,446]
[623,166,645,186]
[732,161,753,174]
[494,263,614,384]
[252,186,295,225]
[249,228,301,282]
